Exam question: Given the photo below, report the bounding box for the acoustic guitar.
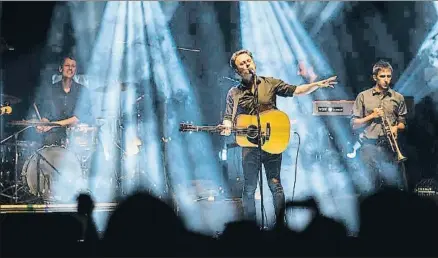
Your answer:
[179,109,290,154]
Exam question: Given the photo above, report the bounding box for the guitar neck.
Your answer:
[187,126,249,135]
[189,126,221,133]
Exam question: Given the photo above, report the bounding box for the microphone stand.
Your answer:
[252,72,265,229]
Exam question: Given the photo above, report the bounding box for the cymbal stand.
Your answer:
[160,99,176,213]
[97,120,125,194]
[0,126,32,203]
[135,94,145,190]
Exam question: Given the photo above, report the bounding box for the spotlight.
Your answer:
[126,136,142,156]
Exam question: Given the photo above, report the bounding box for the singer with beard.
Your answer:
[351,60,408,192]
[220,49,337,223]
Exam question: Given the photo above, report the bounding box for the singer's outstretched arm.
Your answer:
[273,77,320,97]
[295,77,337,96]
[293,82,321,96]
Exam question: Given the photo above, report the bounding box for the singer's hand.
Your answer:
[36,118,53,133]
[317,76,337,88]
[219,120,232,136]
[372,108,384,119]
[390,126,398,139]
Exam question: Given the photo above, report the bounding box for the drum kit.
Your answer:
[0,121,101,203]
[0,84,146,204]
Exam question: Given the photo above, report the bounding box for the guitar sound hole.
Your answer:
[247,125,258,139]
[246,125,265,146]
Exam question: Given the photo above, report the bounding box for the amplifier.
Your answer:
[312,100,355,116]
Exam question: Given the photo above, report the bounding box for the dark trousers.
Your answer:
[359,142,408,192]
[241,147,285,222]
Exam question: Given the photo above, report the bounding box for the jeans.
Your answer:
[241,147,285,221]
[359,142,408,191]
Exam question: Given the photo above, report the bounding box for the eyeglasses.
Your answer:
[378,75,392,78]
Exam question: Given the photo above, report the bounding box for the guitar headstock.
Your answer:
[179,122,196,132]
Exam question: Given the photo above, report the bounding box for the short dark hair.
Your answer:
[60,55,77,67]
[372,60,393,75]
[229,49,254,70]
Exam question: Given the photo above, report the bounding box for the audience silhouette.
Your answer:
[2,185,438,257]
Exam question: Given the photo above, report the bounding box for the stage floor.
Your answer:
[0,202,118,213]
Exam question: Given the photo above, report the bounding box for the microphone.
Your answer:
[249,69,256,75]
[176,47,201,52]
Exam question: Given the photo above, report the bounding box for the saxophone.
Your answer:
[380,107,407,162]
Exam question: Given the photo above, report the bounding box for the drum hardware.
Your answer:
[0,126,33,203]
[2,101,129,202]
[65,124,102,188]
[0,87,148,202]
[33,149,61,199]
[0,141,40,186]
[96,86,143,195]
[33,102,42,120]
[8,120,62,127]
[1,121,71,203]
[22,145,86,203]
[66,124,99,150]
[130,93,145,190]
[2,119,62,202]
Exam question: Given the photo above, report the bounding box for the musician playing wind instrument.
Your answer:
[351,60,408,192]
[220,49,337,222]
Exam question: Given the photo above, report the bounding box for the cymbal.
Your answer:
[1,94,21,105]
[94,82,139,93]
[8,120,62,127]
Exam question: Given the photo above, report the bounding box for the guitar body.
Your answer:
[235,109,290,154]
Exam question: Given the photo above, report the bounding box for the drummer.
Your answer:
[35,55,93,146]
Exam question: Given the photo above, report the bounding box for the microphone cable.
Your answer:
[291,131,301,204]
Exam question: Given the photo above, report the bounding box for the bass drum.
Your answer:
[22,145,87,202]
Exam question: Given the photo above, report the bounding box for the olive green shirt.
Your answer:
[223,76,297,123]
[351,87,407,140]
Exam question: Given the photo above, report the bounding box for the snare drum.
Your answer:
[21,145,86,202]
[66,124,98,150]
